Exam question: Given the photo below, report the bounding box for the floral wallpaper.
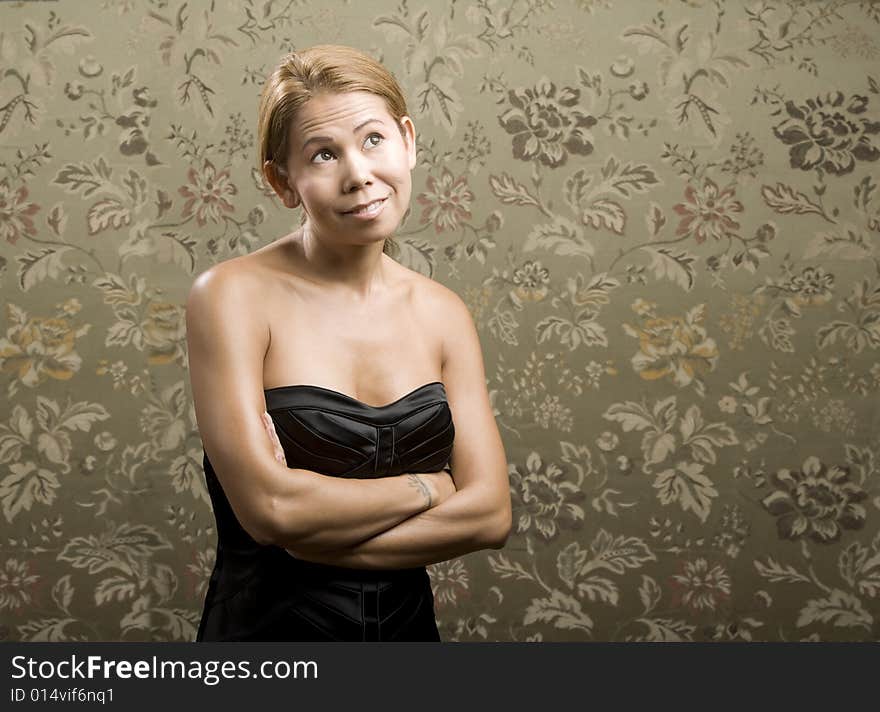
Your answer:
[1,0,879,642]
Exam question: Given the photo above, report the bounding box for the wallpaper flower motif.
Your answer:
[772,91,880,175]
[498,77,598,167]
[761,456,868,544]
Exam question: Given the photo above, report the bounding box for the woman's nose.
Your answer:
[341,153,372,192]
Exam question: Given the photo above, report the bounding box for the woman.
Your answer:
[185,44,511,641]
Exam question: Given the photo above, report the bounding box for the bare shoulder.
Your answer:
[187,254,263,308]
[403,266,473,368]
[185,255,272,359]
[402,263,464,312]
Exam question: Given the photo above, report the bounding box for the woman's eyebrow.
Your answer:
[301,118,385,151]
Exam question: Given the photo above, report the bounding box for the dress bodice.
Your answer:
[196,381,454,641]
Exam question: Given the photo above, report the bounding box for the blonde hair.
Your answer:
[257,45,410,255]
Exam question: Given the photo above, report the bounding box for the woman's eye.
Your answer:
[314,149,334,162]
[312,133,384,163]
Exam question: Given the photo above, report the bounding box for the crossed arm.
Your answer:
[260,285,512,570]
[261,412,508,569]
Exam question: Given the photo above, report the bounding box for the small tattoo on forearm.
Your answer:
[408,474,432,509]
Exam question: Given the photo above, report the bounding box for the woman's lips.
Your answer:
[342,197,387,219]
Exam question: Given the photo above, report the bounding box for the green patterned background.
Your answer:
[1,0,879,642]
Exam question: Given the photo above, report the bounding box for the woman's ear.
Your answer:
[399,116,416,170]
[263,160,300,208]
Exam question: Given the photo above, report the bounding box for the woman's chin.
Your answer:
[308,220,397,246]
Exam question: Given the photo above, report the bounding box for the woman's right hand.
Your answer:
[261,411,287,466]
[418,470,456,508]
[265,407,454,510]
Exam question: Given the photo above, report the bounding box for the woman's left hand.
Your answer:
[261,411,288,466]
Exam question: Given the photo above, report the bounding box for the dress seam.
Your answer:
[360,582,366,642]
[282,412,365,458]
[390,425,396,474]
[374,425,380,473]
[407,442,456,469]
[266,401,448,427]
[300,588,363,626]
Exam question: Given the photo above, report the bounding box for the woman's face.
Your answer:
[276,90,416,246]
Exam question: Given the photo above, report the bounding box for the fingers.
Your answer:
[261,411,287,465]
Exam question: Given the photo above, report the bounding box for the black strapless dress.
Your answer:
[196,381,454,642]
